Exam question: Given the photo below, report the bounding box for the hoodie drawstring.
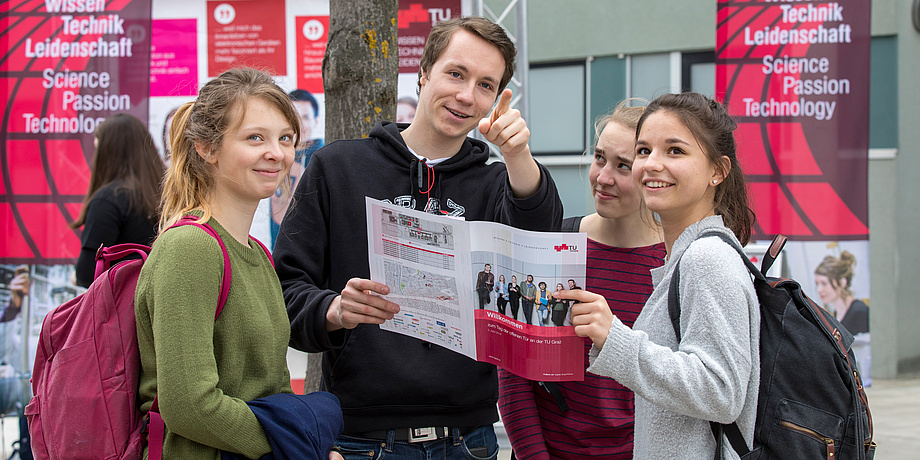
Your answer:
[415,158,436,210]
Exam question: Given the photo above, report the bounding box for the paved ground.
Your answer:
[864,375,920,458]
[2,376,916,458]
[494,376,917,459]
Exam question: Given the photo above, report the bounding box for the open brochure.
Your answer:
[365,197,587,381]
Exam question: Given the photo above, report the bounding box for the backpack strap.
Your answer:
[669,230,768,339]
[667,229,765,459]
[94,244,151,279]
[250,234,274,267]
[147,408,165,460]
[536,381,570,413]
[760,234,787,274]
[145,215,251,460]
[561,216,583,232]
[172,216,234,318]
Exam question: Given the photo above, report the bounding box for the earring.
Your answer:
[712,179,718,184]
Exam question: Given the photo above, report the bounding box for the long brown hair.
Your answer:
[70,113,164,229]
[159,67,300,232]
[637,92,755,245]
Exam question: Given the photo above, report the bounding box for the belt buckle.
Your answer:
[408,426,441,443]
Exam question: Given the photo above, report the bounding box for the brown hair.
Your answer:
[636,92,755,245]
[159,67,300,232]
[71,113,164,229]
[815,251,857,298]
[417,16,516,96]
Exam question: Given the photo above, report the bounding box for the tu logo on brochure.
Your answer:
[553,244,579,253]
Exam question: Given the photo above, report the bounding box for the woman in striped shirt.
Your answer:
[499,101,664,459]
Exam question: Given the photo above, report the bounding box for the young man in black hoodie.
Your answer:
[274,16,563,459]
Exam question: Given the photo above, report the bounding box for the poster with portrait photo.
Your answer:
[784,240,871,385]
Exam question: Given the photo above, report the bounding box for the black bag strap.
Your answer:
[707,422,750,460]
[667,230,785,459]
[537,381,570,413]
[760,234,787,274]
[561,216,583,232]
[669,230,778,340]
[710,422,724,460]
[722,422,749,457]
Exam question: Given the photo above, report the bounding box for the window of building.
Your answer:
[629,53,672,101]
[681,51,715,97]
[528,62,586,155]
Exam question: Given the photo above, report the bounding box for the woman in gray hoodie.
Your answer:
[555,92,759,459]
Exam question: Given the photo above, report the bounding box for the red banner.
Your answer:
[207,0,286,77]
[716,0,870,241]
[294,16,328,94]
[1,0,152,264]
[397,0,461,74]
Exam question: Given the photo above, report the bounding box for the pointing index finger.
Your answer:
[490,88,513,123]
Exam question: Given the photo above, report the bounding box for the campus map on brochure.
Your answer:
[365,197,588,381]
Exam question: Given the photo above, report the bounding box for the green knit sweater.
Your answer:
[135,217,292,459]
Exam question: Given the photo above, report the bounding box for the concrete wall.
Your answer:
[892,0,920,375]
[528,0,716,60]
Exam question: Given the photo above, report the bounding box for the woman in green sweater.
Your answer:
[134,68,333,459]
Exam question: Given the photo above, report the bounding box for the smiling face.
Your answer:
[205,97,295,209]
[413,29,504,145]
[590,121,643,220]
[633,111,724,229]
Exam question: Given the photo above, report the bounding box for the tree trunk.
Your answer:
[302,0,398,395]
[324,0,399,143]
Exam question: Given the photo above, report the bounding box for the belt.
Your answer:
[348,426,475,443]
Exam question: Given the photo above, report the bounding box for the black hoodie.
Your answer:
[274,121,563,433]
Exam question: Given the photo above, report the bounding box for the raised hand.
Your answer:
[478,88,530,159]
[478,88,541,197]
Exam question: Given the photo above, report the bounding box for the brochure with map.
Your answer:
[365,197,588,381]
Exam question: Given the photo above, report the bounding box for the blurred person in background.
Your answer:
[71,113,164,288]
[396,96,418,123]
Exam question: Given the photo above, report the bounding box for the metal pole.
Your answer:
[19,267,32,412]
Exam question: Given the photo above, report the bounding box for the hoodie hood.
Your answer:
[370,121,492,173]
[370,121,495,212]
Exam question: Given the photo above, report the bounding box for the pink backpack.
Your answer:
[25,218,272,460]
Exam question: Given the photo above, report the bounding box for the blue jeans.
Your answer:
[334,425,498,460]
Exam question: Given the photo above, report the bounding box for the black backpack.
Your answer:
[669,231,876,459]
